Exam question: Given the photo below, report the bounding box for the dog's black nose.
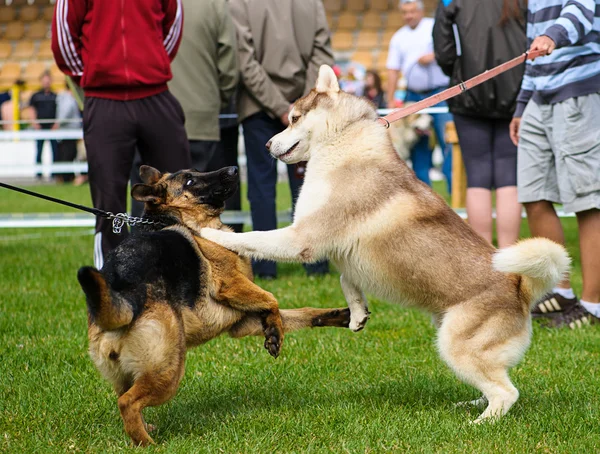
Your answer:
[265,140,272,150]
[224,166,238,177]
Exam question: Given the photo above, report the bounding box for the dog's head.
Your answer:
[131,165,238,223]
[266,65,378,164]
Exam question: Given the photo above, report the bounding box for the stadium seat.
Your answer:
[22,61,47,85]
[37,38,52,59]
[0,6,16,23]
[370,0,392,11]
[49,64,65,84]
[382,29,396,46]
[386,11,404,30]
[0,62,23,87]
[331,31,354,51]
[323,0,343,13]
[350,51,375,68]
[336,12,358,30]
[355,31,379,50]
[376,52,389,72]
[25,20,48,39]
[361,11,383,29]
[3,21,25,40]
[8,0,29,6]
[346,0,366,11]
[325,13,336,30]
[0,41,12,59]
[42,6,54,21]
[19,5,40,22]
[12,40,35,60]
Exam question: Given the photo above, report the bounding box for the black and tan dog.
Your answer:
[77,165,350,446]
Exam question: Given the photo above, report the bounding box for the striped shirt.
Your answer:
[515,0,600,116]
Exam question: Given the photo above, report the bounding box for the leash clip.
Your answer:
[111,213,128,234]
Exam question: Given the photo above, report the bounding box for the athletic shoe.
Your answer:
[531,292,579,318]
[546,303,600,329]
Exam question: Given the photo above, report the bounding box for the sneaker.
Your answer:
[531,292,579,317]
[546,303,600,329]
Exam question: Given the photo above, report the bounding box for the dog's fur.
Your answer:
[77,165,351,446]
[200,65,571,423]
[388,107,433,161]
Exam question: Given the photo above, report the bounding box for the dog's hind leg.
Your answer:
[216,273,284,358]
[340,274,370,332]
[230,307,351,338]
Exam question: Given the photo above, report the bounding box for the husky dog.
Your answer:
[200,66,570,423]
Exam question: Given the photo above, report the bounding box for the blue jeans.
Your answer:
[242,112,329,277]
[405,88,452,192]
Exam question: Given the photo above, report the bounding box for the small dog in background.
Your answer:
[387,106,433,161]
[77,165,351,446]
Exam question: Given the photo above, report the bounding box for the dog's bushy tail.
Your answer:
[77,266,133,330]
[492,238,571,305]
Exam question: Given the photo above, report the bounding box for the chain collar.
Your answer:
[106,212,163,234]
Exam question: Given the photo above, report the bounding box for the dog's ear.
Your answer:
[131,183,166,205]
[139,165,162,184]
[315,65,340,93]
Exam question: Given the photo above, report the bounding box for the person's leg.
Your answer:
[83,97,137,268]
[221,125,243,233]
[493,119,521,248]
[405,90,432,185]
[242,112,282,278]
[453,114,494,244]
[286,163,329,275]
[431,108,453,192]
[35,140,44,178]
[576,209,600,304]
[518,101,569,289]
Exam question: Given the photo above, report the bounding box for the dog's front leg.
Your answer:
[200,226,315,263]
[340,274,370,332]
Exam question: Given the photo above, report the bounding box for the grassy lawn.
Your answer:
[1,182,598,453]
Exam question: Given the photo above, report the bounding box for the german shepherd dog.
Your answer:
[200,66,571,424]
[77,165,350,446]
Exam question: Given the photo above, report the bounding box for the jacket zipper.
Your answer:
[120,0,131,100]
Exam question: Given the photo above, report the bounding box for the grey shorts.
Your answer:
[517,92,600,213]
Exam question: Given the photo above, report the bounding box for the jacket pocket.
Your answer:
[559,96,600,196]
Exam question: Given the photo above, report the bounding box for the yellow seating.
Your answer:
[37,39,53,59]
[0,6,16,23]
[386,11,404,30]
[323,0,343,13]
[0,41,12,60]
[22,60,47,85]
[26,20,49,40]
[337,12,358,30]
[0,62,23,87]
[19,5,40,22]
[331,31,354,51]
[12,40,35,60]
[346,0,367,12]
[382,29,396,46]
[350,51,375,68]
[3,21,25,40]
[370,0,392,11]
[361,11,383,29]
[355,30,379,50]
[376,52,389,72]
[42,6,54,22]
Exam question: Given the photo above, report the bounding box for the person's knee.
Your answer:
[523,200,554,217]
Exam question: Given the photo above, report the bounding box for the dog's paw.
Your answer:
[349,311,370,332]
[199,227,219,241]
[312,308,351,328]
[263,326,283,358]
[456,397,487,408]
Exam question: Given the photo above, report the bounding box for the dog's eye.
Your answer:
[185,179,194,187]
[291,115,300,124]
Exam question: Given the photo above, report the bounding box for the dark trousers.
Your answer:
[242,111,329,277]
[220,125,243,233]
[35,127,58,178]
[55,140,78,182]
[83,90,191,268]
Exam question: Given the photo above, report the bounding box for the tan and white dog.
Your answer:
[201,65,571,423]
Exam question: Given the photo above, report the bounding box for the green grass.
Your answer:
[1,183,599,453]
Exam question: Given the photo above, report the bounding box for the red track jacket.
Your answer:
[52,0,183,101]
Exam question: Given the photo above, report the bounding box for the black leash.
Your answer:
[0,181,161,234]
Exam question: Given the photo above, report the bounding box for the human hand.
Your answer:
[33,122,41,130]
[418,52,435,66]
[509,117,521,146]
[51,123,59,130]
[529,36,556,57]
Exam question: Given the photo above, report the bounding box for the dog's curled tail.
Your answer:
[77,266,133,330]
[492,238,571,306]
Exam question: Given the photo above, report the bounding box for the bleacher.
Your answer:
[0,0,62,102]
[325,0,437,76]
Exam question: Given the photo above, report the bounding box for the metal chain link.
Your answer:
[106,212,162,234]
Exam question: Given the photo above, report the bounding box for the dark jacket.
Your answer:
[433,0,527,119]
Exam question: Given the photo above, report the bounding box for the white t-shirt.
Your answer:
[386,17,449,93]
